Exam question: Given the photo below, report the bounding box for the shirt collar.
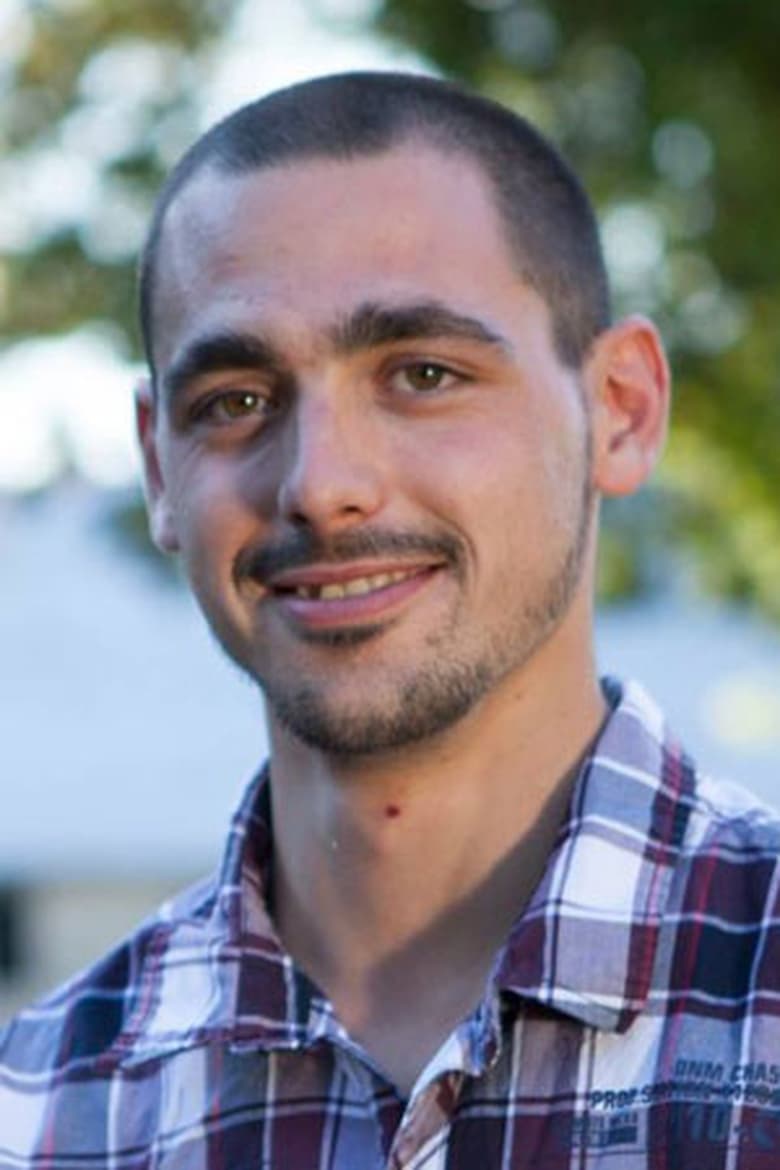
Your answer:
[116,677,694,1065]
[114,773,308,1066]
[493,677,695,1031]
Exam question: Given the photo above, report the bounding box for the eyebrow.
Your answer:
[330,299,513,355]
[161,331,287,405]
[161,298,512,404]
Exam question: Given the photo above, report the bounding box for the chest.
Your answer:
[33,1012,780,1169]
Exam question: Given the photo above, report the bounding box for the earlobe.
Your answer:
[135,378,180,554]
[588,316,670,498]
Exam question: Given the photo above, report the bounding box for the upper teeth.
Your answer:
[292,569,416,600]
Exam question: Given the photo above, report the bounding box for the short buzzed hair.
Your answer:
[138,71,610,373]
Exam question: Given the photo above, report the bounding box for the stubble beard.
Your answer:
[207,430,594,760]
[267,530,590,758]
[247,486,592,761]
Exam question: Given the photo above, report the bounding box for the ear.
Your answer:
[586,316,670,497]
[135,378,180,554]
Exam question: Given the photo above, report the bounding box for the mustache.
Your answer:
[234,527,465,585]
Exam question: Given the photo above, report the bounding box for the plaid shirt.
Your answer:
[3,677,780,1168]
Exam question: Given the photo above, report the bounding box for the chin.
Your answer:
[263,655,494,758]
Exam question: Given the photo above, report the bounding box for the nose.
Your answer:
[276,388,387,533]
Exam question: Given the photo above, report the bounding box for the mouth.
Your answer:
[276,567,423,601]
[262,562,443,629]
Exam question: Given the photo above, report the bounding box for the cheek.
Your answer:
[164,454,253,584]
[428,407,587,574]
[414,412,557,517]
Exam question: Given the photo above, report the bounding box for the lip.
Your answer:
[264,559,442,590]
[265,563,443,629]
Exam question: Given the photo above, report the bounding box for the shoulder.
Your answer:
[0,874,216,1081]
[661,766,780,997]
[683,766,780,868]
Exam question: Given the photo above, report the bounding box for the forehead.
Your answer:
[152,141,529,366]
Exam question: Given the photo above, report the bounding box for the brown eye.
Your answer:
[406,363,445,391]
[396,363,454,394]
[217,391,263,418]
[194,389,269,425]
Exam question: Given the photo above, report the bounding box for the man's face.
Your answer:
[142,140,596,756]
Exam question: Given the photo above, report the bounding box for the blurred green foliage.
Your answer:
[2,0,779,616]
[1,0,239,345]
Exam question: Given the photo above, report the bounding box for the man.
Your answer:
[1,71,778,1168]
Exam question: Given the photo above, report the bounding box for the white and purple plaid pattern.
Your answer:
[2,678,780,1168]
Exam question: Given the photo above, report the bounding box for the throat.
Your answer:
[321,943,496,1098]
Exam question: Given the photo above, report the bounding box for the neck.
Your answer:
[265,622,606,1093]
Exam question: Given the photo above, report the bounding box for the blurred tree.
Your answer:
[0,0,240,350]
[312,0,780,617]
[0,0,241,569]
